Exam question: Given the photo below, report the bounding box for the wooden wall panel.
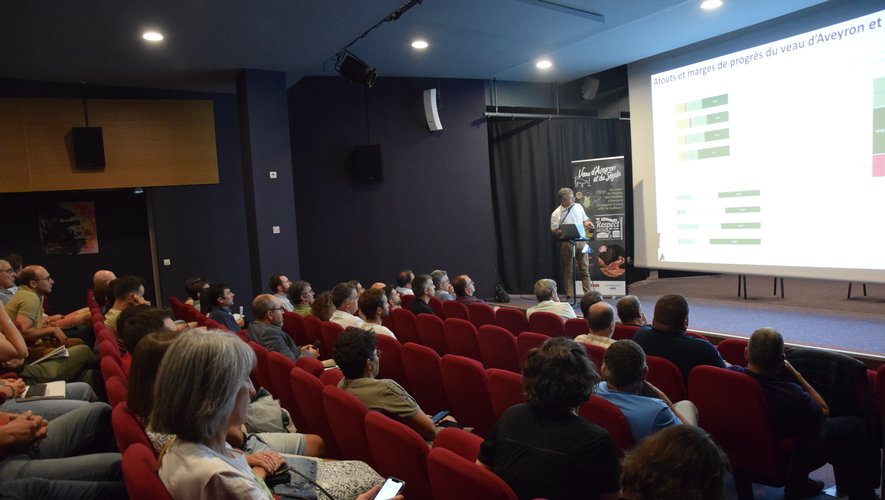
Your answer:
[1,98,219,193]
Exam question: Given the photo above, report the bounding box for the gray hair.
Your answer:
[533,278,557,302]
[558,187,574,200]
[150,329,256,443]
[430,270,448,288]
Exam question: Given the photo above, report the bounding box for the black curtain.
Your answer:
[489,117,628,294]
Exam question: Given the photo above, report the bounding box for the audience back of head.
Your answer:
[523,337,598,413]
[580,291,604,318]
[333,327,376,379]
[651,293,689,333]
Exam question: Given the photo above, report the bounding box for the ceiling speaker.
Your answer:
[337,53,377,87]
[423,89,442,131]
[71,127,106,170]
[581,77,600,101]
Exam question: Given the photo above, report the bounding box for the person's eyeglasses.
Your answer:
[268,306,284,312]
[0,268,13,275]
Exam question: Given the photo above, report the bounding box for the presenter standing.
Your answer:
[550,187,593,299]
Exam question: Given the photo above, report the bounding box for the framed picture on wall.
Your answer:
[38,202,99,256]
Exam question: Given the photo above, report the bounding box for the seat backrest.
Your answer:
[282,311,310,347]
[432,427,484,462]
[401,343,450,415]
[645,355,687,402]
[442,300,470,321]
[563,318,587,339]
[375,334,410,392]
[516,331,551,370]
[876,365,885,424]
[427,447,518,500]
[581,342,607,370]
[122,443,173,500]
[444,318,482,362]
[400,294,415,308]
[477,325,519,373]
[716,338,749,366]
[319,368,344,386]
[112,402,155,456]
[685,329,708,341]
[365,412,432,500]
[320,321,345,360]
[101,355,126,385]
[106,375,128,409]
[612,323,639,341]
[688,365,783,484]
[246,341,272,392]
[391,308,420,344]
[495,307,529,336]
[168,296,186,323]
[428,296,445,318]
[321,385,373,465]
[528,311,565,337]
[265,351,298,419]
[294,355,325,378]
[486,368,525,419]
[289,367,342,458]
[302,314,324,347]
[416,313,448,355]
[440,354,497,437]
[98,339,122,364]
[578,395,633,456]
[468,302,496,329]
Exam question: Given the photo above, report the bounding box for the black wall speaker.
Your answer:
[71,127,106,170]
[346,145,383,183]
[338,53,377,88]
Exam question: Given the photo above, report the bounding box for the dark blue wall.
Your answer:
[289,77,499,298]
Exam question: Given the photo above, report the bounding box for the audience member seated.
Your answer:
[477,337,620,500]
[595,340,698,443]
[247,294,319,362]
[128,331,324,458]
[335,328,453,442]
[633,294,726,382]
[357,288,396,339]
[574,302,617,348]
[381,285,401,310]
[117,305,177,374]
[347,280,365,297]
[269,274,294,312]
[579,290,604,319]
[0,259,16,306]
[616,295,647,326]
[152,330,379,499]
[619,424,728,500]
[407,274,436,316]
[310,291,336,322]
[104,276,149,349]
[2,254,22,294]
[0,401,123,492]
[183,277,209,311]
[453,274,487,306]
[203,283,245,332]
[288,280,314,316]
[730,327,879,499]
[431,270,454,302]
[4,266,96,387]
[394,270,414,296]
[329,283,365,330]
[526,278,576,320]
[47,269,118,330]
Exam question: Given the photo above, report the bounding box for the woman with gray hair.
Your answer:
[152,329,385,500]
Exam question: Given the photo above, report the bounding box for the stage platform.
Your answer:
[491,274,885,361]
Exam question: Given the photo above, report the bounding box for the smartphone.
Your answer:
[374,477,405,500]
[430,409,450,425]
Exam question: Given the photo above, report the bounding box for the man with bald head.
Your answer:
[574,301,616,348]
[247,294,318,362]
[632,293,726,382]
[730,328,878,499]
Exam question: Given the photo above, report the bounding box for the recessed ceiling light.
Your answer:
[700,0,723,10]
[411,40,429,50]
[536,59,553,70]
[142,31,164,42]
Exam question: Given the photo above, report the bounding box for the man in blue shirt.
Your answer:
[596,340,697,443]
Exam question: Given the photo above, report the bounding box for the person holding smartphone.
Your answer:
[335,328,456,442]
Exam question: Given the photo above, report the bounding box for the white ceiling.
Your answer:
[1,0,828,93]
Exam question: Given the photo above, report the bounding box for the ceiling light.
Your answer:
[700,0,723,10]
[142,31,164,42]
[536,59,553,70]
[411,40,429,50]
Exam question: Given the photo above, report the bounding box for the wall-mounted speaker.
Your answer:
[423,89,443,132]
[581,77,600,101]
[338,53,377,87]
[71,127,106,170]
[346,145,383,183]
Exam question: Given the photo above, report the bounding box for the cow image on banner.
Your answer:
[570,156,627,296]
